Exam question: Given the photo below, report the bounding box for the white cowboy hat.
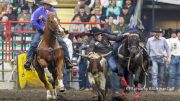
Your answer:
[40,0,58,6]
[26,0,34,3]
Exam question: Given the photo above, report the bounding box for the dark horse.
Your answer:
[118,34,150,100]
[33,12,65,100]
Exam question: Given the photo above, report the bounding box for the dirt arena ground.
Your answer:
[0,89,180,101]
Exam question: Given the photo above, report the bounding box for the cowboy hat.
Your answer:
[151,28,163,33]
[26,0,34,3]
[40,0,58,6]
[90,27,102,35]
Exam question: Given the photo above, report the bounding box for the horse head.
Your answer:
[45,12,65,35]
[127,34,140,54]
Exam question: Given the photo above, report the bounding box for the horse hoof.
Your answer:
[46,90,52,100]
[134,92,141,100]
[52,95,57,100]
[59,87,66,92]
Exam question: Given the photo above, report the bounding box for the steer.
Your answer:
[80,52,111,101]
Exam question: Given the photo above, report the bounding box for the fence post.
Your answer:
[5,21,11,61]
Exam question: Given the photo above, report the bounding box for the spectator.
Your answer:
[167,30,180,91]
[89,0,109,9]
[91,7,105,22]
[106,0,121,19]
[26,0,38,14]
[146,28,171,90]
[0,4,6,20]
[72,5,89,22]
[4,6,17,21]
[123,0,135,16]
[106,15,118,33]
[18,5,31,21]
[116,16,128,33]
[75,0,90,14]
[63,31,73,90]
[69,15,85,33]
[0,16,8,40]
[116,0,124,8]
[120,6,131,24]
[14,17,32,31]
[85,14,101,32]
[77,33,91,91]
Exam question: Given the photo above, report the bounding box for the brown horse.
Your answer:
[33,12,65,100]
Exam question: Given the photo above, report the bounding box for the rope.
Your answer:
[127,56,131,72]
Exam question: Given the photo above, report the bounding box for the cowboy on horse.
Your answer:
[24,0,73,70]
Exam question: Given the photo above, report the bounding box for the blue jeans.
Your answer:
[109,72,120,91]
[168,55,180,89]
[108,42,121,72]
[63,68,70,88]
[27,31,42,60]
[151,56,166,88]
[79,58,90,88]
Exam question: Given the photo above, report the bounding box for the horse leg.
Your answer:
[48,63,58,100]
[35,66,53,100]
[133,66,142,101]
[56,59,65,92]
[37,59,55,100]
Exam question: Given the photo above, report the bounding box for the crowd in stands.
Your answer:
[0,0,179,94]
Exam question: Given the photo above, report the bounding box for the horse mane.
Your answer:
[42,13,60,47]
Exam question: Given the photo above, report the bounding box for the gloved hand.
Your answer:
[39,15,45,21]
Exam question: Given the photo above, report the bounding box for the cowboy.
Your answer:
[24,0,73,70]
[146,28,170,90]
[88,27,112,55]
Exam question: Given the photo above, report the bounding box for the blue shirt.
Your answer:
[31,6,56,33]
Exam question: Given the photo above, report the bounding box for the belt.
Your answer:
[152,55,164,58]
[172,55,180,58]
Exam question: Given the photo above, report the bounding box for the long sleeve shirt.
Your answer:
[146,37,170,58]
[63,38,73,60]
[31,6,56,33]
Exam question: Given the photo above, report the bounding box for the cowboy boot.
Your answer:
[24,59,32,70]
[64,57,73,69]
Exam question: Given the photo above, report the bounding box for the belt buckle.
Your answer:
[156,55,162,58]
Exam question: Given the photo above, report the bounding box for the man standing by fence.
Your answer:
[146,28,171,91]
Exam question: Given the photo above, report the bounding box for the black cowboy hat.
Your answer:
[171,29,178,34]
[75,32,90,37]
[21,5,29,10]
[151,28,163,33]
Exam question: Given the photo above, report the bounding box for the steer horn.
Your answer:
[101,51,112,57]
[118,54,124,59]
[77,54,89,58]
